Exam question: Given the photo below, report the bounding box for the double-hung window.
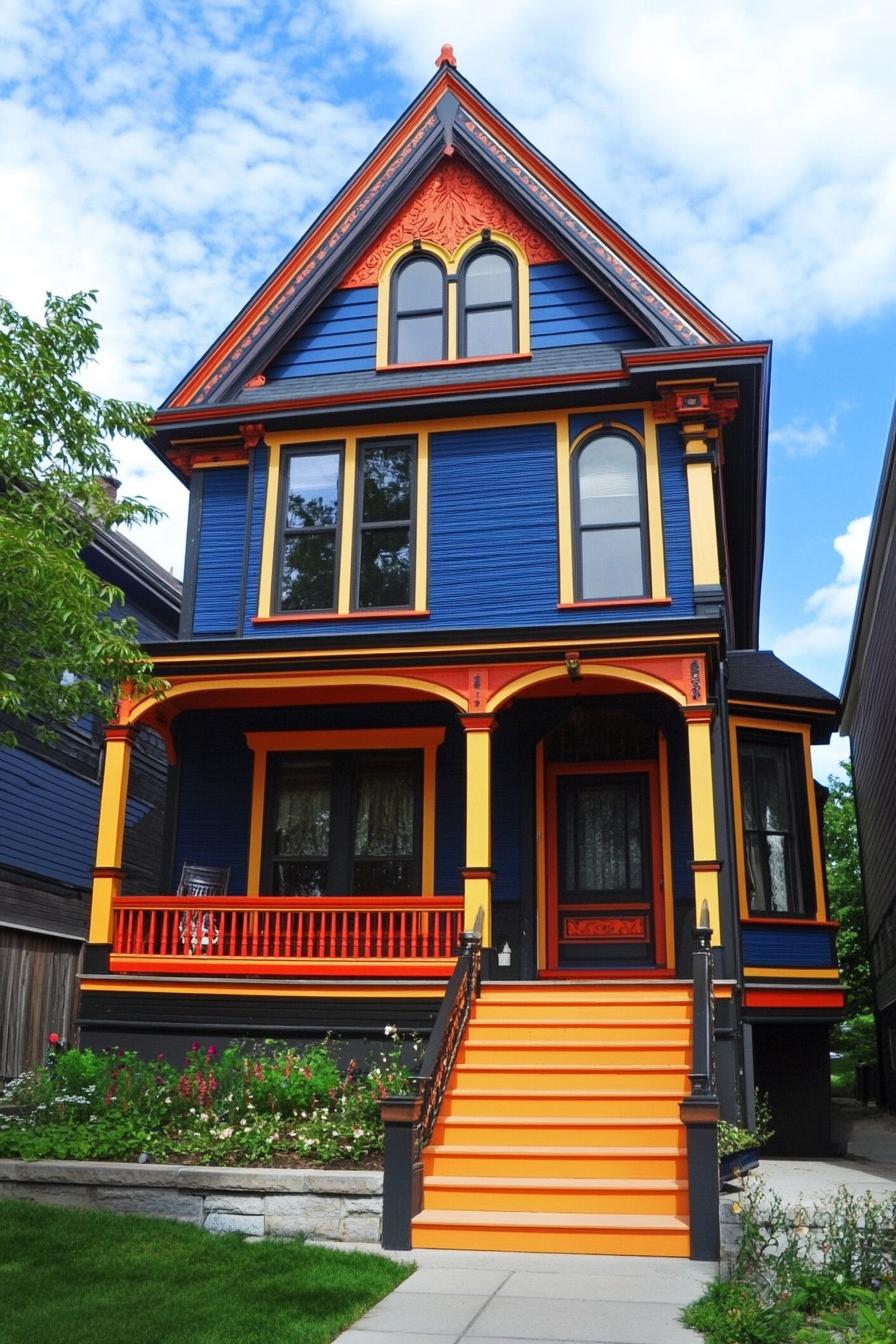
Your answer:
[737,732,812,916]
[276,437,416,614]
[573,432,648,600]
[389,254,447,365]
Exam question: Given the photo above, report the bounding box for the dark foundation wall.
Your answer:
[751,1021,833,1155]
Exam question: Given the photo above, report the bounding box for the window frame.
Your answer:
[457,243,519,359]
[388,252,448,366]
[731,721,822,922]
[274,443,345,615]
[352,436,417,612]
[571,429,650,603]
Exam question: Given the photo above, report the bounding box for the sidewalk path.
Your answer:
[333,1248,714,1344]
[756,1098,896,1205]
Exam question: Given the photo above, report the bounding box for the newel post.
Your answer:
[681,900,720,1261]
[380,1094,423,1250]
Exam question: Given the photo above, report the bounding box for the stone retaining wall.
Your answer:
[0,1159,383,1243]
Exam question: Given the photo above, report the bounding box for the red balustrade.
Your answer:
[109,896,465,978]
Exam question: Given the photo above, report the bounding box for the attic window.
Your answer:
[458,245,517,357]
[389,254,447,364]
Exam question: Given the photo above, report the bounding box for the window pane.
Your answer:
[752,745,793,831]
[354,763,416,858]
[272,861,328,897]
[358,527,411,608]
[580,527,644,599]
[281,532,336,610]
[578,438,640,526]
[395,313,443,363]
[285,452,339,528]
[465,306,514,357]
[362,444,411,523]
[395,256,443,311]
[352,859,415,895]
[274,762,331,857]
[464,252,512,306]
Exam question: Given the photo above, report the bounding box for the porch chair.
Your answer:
[177,864,230,952]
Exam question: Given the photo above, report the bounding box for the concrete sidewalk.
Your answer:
[753,1098,896,1205]
[333,1249,714,1344]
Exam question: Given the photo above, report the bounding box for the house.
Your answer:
[78,52,843,1255]
[0,495,180,1077]
[841,400,896,1111]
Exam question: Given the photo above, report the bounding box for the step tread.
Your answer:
[413,1209,690,1232]
[456,1064,690,1073]
[449,1088,685,1099]
[425,1144,686,1157]
[424,1175,687,1192]
[470,1017,690,1025]
[437,1115,683,1128]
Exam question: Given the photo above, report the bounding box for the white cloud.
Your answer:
[775,515,871,677]
[769,415,839,460]
[811,733,851,785]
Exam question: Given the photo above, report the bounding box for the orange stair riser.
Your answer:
[411,1224,690,1256]
[458,1044,691,1065]
[466,1022,690,1041]
[430,1119,682,1146]
[442,1094,683,1118]
[473,1003,692,1023]
[422,1187,690,1215]
[423,1151,687,1179]
[452,1067,692,1090]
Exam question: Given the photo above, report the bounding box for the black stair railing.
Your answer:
[680,899,721,1261]
[380,909,483,1250]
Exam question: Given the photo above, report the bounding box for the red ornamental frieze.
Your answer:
[340,161,561,287]
[563,916,648,942]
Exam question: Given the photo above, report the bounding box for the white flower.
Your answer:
[384,1025,396,1037]
[218,1127,234,1139]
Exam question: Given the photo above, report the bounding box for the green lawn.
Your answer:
[0,1199,413,1344]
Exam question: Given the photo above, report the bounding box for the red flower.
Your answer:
[206,1046,217,1059]
[47,1033,60,1046]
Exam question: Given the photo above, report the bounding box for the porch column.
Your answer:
[460,714,495,947]
[683,706,722,947]
[88,724,134,945]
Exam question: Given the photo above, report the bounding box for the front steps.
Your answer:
[411,982,693,1256]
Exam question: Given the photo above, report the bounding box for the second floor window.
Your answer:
[279,448,341,612]
[389,254,446,364]
[356,440,413,609]
[574,433,647,600]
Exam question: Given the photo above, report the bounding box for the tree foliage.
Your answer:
[0,291,164,743]
[824,762,873,1019]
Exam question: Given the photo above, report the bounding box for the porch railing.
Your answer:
[109,895,464,977]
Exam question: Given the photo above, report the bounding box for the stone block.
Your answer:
[340,1213,381,1243]
[180,1166,307,1193]
[266,1208,342,1240]
[204,1212,265,1237]
[95,1188,203,1222]
[304,1170,382,1196]
[204,1194,264,1216]
[343,1196,383,1214]
[1,1183,97,1210]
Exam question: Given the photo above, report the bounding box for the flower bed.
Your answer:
[0,1035,412,1168]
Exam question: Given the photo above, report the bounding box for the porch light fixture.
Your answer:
[565,652,581,679]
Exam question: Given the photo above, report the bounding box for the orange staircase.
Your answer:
[411,982,693,1256]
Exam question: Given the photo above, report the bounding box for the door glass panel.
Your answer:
[561,780,643,895]
[272,760,331,896]
[353,758,417,894]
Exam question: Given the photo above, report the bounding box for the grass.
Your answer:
[0,1198,413,1344]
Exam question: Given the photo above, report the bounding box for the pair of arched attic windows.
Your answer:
[389,244,517,364]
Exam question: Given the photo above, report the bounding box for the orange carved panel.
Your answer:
[340,160,561,287]
[563,916,648,943]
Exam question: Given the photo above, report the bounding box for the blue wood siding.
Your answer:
[0,748,148,890]
[741,924,837,968]
[265,288,378,380]
[192,468,249,637]
[242,450,268,633]
[569,410,645,442]
[239,421,694,638]
[530,262,644,348]
[172,718,254,893]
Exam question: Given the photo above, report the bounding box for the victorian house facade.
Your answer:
[79,53,842,1255]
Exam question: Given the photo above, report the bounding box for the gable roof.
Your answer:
[162,61,737,412]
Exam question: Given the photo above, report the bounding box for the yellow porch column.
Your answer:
[461,714,495,946]
[88,725,134,944]
[683,707,722,946]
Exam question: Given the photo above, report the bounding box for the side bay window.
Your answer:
[275,436,416,615]
[735,731,814,917]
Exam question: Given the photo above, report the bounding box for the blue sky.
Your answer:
[3,0,894,779]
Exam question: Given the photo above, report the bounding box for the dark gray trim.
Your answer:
[236,447,256,633]
[179,470,204,639]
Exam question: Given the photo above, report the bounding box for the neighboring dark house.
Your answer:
[0,517,180,1077]
[79,55,843,1255]
[841,401,896,1110]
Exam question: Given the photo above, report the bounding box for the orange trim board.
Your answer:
[79,978,447,999]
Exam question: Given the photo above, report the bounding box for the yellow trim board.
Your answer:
[244,726,445,897]
[743,967,841,980]
[729,716,829,924]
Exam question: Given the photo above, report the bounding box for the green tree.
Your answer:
[825,762,873,1018]
[0,291,164,744]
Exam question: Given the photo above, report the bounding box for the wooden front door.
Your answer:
[545,763,665,972]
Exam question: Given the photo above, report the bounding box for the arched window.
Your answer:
[574,433,647,599]
[389,253,447,364]
[458,245,517,357]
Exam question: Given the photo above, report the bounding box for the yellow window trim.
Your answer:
[375,232,531,368]
[244,726,446,898]
[557,408,667,604]
[729,716,828,925]
[257,431,429,619]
